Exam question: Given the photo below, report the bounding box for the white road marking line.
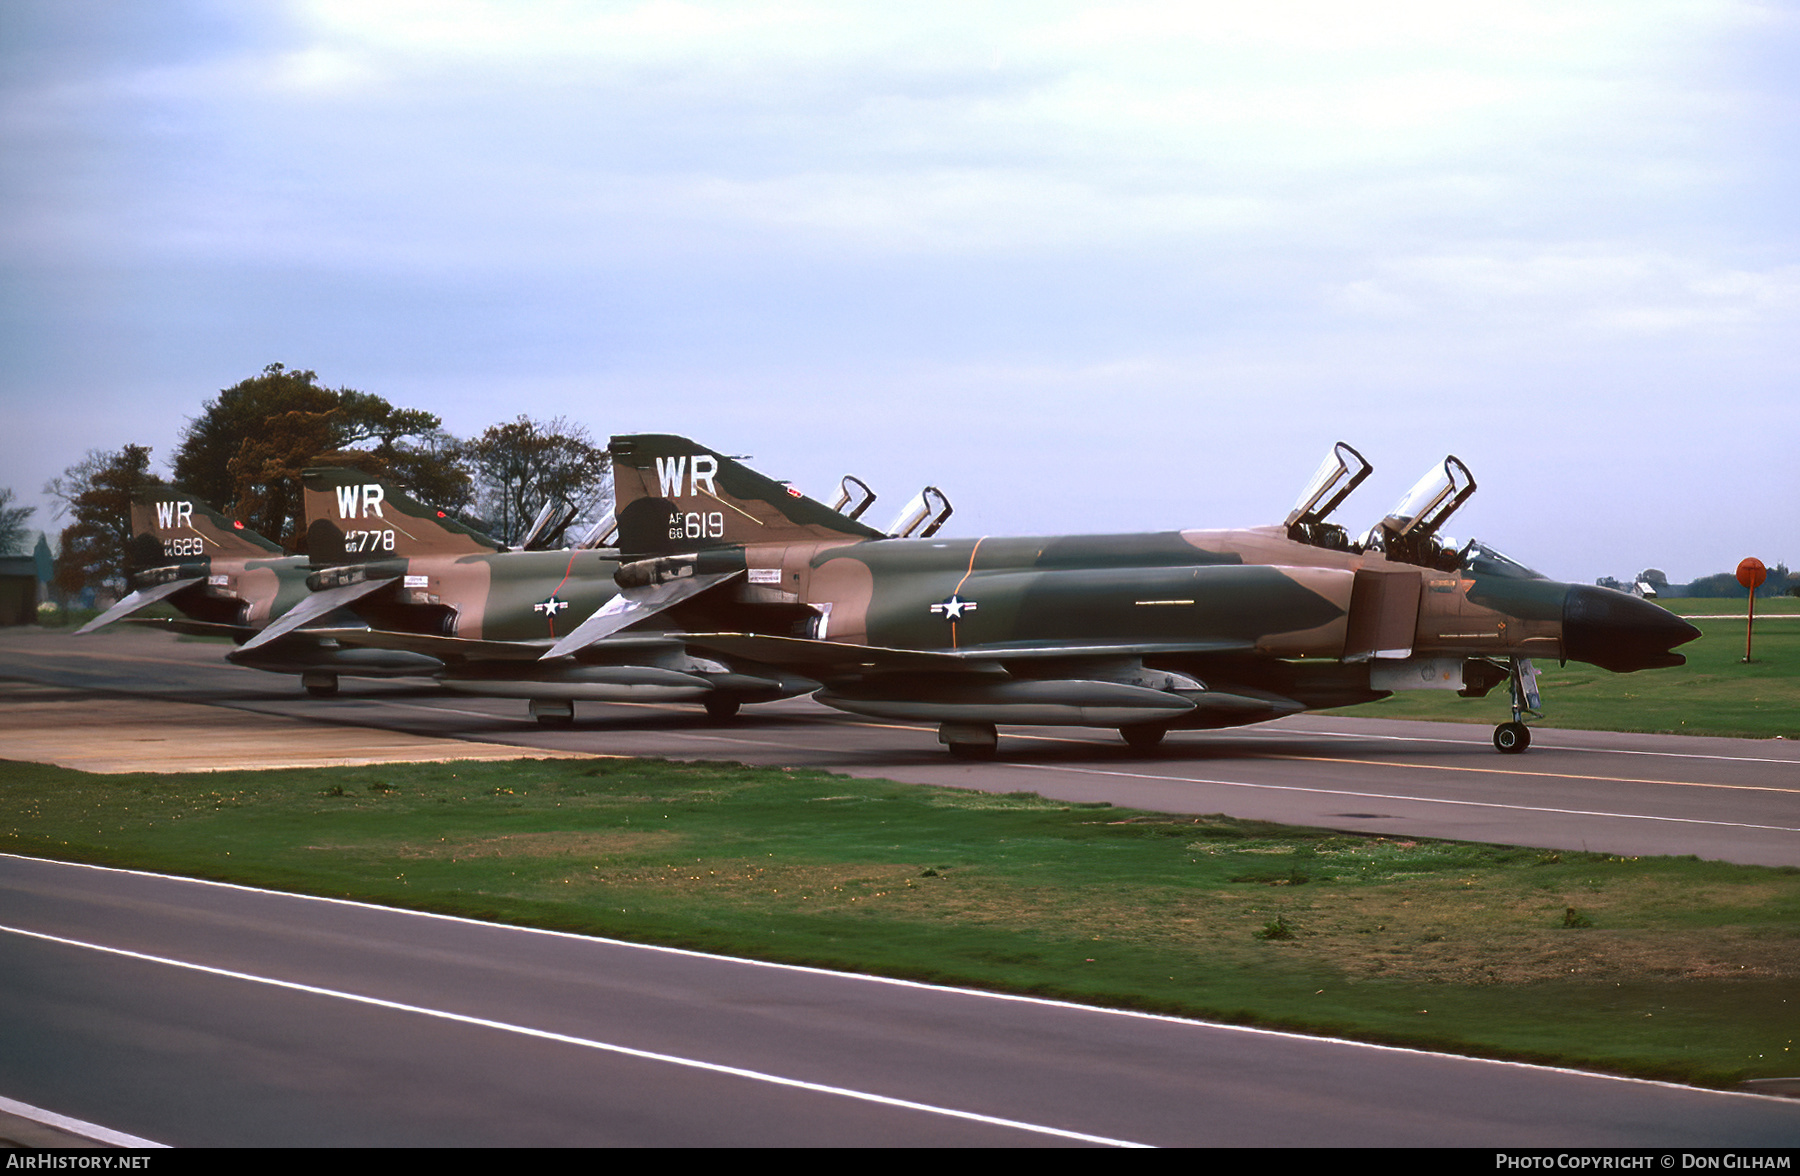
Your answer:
[0,923,1151,1149]
[1251,752,1800,796]
[1001,764,1800,834]
[0,1093,169,1149]
[347,699,534,723]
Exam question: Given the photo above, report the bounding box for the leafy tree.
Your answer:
[174,364,469,550]
[463,416,609,546]
[0,487,33,555]
[44,444,156,596]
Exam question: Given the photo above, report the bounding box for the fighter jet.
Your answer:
[75,487,442,691]
[230,466,817,723]
[556,434,1698,758]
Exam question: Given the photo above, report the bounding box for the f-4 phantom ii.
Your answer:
[76,488,444,690]
[227,466,836,722]
[553,435,1698,758]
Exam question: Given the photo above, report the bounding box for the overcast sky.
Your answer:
[4,0,1795,582]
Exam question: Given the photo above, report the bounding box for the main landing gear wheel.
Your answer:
[530,699,575,728]
[702,695,742,721]
[1493,721,1531,754]
[301,672,339,698]
[939,721,998,760]
[1120,724,1168,751]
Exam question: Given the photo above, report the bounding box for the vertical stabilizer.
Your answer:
[609,434,884,558]
[128,484,284,572]
[301,467,502,563]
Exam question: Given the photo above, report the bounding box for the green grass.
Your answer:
[5,755,1797,1088]
[1330,598,1800,738]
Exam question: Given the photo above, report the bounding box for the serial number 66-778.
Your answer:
[342,529,396,553]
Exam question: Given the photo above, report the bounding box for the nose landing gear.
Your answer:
[1493,657,1541,754]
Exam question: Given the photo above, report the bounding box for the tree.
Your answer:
[173,364,469,550]
[44,444,156,596]
[0,487,33,555]
[462,416,609,546]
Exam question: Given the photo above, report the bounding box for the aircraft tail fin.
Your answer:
[127,484,284,572]
[301,467,503,564]
[609,434,884,558]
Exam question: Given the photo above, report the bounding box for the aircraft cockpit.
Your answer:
[1285,442,1372,551]
[1367,456,1476,571]
[1457,539,1543,581]
[831,475,877,521]
[888,486,954,539]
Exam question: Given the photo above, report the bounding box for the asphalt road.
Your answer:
[3,627,1799,1146]
[5,854,1799,1148]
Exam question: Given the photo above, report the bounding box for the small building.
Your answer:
[0,554,37,625]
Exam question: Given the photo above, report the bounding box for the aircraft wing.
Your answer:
[309,628,550,662]
[678,633,1259,677]
[74,576,205,634]
[319,627,693,664]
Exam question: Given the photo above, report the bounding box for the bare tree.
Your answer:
[463,416,609,546]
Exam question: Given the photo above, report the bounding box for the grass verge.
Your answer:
[5,755,1796,1088]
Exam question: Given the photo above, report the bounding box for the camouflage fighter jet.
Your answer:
[553,434,1699,758]
[76,487,442,692]
[231,467,816,723]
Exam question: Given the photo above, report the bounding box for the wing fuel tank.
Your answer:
[817,677,1198,726]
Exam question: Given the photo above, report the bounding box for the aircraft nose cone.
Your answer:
[1562,585,1700,672]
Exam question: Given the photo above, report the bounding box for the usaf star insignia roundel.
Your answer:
[534,596,570,618]
[930,594,978,621]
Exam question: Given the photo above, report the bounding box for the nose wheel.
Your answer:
[1493,721,1531,753]
[1493,657,1541,754]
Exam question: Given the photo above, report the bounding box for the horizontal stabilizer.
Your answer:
[542,570,741,660]
[237,576,399,652]
[75,576,205,634]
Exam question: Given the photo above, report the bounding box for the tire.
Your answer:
[1120,725,1167,751]
[1493,721,1531,754]
[947,741,996,761]
[303,680,339,698]
[536,712,574,729]
[703,695,742,721]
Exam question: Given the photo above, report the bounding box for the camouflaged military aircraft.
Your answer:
[553,434,1699,758]
[76,487,443,690]
[228,466,817,721]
